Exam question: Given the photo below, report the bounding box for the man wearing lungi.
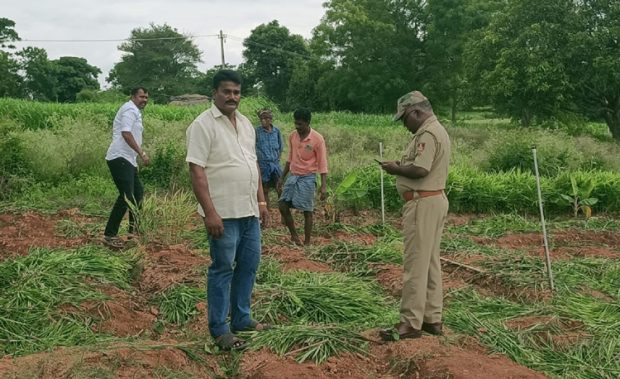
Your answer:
[278,108,328,246]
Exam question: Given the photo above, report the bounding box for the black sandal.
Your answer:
[215,333,248,351]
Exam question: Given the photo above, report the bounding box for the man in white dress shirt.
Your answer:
[103,87,150,249]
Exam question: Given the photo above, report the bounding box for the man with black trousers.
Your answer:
[103,87,150,249]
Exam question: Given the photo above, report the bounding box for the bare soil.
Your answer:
[505,316,591,350]
[239,337,546,379]
[140,243,210,294]
[0,210,95,260]
[263,244,332,272]
[486,230,620,260]
[0,343,221,378]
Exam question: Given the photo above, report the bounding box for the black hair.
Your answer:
[130,87,148,96]
[213,70,242,90]
[293,108,312,123]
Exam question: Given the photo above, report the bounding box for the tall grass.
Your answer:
[2,98,619,214]
[0,97,279,130]
[5,175,117,215]
[247,259,397,363]
[131,190,197,245]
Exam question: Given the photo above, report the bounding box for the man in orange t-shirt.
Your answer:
[278,108,328,246]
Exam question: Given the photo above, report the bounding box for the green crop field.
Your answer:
[0,98,618,378]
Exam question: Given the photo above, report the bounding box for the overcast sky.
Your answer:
[4,0,326,87]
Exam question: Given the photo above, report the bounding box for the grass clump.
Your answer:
[131,190,196,245]
[308,240,402,276]
[0,246,138,355]
[8,175,117,215]
[246,324,368,363]
[158,285,204,325]
[447,213,540,238]
[553,258,620,298]
[445,268,620,378]
[254,269,397,326]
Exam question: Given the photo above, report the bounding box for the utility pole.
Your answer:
[218,30,226,67]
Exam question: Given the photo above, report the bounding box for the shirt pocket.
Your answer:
[299,143,315,161]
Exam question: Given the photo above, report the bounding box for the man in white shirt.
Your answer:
[103,87,150,249]
[186,70,270,351]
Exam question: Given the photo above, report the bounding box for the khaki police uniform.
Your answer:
[395,115,451,330]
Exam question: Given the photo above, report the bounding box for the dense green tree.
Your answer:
[243,21,309,108]
[52,57,101,102]
[464,0,578,126]
[424,0,468,123]
[285,56,332,111]
[0,52,22,97]
[236,62,260,97]
[107,24,202,103]
[311,0,427,113]
[424,0,503,124]
[572,0,620,140]
[0,18,19,49]
[18,47,58,101]
[0,18,22,97]
[17,50,99,102]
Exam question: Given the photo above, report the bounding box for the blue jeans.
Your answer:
[207,216,261,337]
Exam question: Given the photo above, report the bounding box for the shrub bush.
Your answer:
[140,141,187,189]
[336,164,620,215]
[0,121,32,200]
[18,118,108,183]
[482,130,582,176]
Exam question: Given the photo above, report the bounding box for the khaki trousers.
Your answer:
[400,193,448,329]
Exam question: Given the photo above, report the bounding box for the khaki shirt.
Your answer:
[395,116,451,196]
[186,105,260,219]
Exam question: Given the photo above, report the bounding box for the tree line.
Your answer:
[1,0,619,139]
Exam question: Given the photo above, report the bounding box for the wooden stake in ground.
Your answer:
[532,146,555,292]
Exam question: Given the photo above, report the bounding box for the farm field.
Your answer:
[0,207,618,378]
[0,98,619,378]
